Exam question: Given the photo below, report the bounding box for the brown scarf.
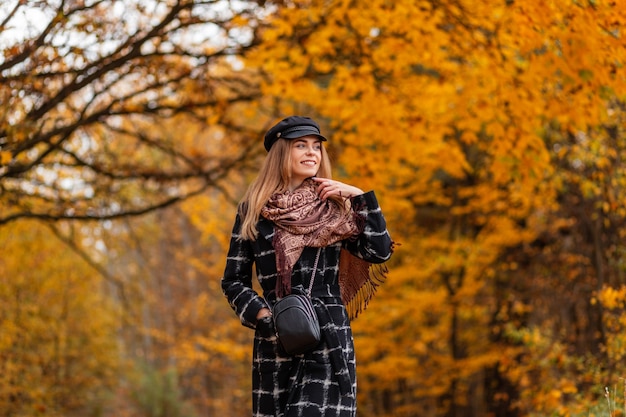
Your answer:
[261,178,387,319]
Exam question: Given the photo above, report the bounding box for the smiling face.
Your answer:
[288,136,322,190]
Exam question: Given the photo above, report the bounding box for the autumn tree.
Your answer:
[0,0,270,225]
[496,102,626,416]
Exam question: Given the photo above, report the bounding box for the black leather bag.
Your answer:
[272,248,322,355]
[272,294,320,355]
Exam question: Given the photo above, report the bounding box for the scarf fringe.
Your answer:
[338,248,389,320]
[339,241,398,320]
[342,262,388,320]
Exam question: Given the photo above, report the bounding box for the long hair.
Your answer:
[239,138,340,241]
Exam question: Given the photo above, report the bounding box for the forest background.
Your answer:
[1,0,626,416]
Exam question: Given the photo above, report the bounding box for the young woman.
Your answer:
[221,116,393,417]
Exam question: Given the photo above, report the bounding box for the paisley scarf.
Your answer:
[261,178,387,319]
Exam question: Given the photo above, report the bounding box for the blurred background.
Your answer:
[1,0,625,416]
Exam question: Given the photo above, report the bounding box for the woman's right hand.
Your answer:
[256,314,275,338]
[256,308,271,320]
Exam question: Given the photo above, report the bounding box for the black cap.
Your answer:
[264,116,327,152]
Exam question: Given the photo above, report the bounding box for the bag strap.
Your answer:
[306,247,322,297]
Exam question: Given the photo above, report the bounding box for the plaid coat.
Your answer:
[222,191,393,417]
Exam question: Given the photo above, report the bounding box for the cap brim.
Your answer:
[282,129,327,141]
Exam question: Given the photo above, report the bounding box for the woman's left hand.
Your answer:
[312,177,364,201]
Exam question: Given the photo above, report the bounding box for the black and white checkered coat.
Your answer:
[222,191,393,417]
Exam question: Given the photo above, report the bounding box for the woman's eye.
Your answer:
[294,142,320,150]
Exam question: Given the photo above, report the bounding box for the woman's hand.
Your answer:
[256,309,274,338]
[256,308,272,321]
[312,177,364,201]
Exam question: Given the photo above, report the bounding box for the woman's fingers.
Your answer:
[312,177,362,200]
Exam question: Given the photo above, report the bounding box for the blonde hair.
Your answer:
[239,138,338,241]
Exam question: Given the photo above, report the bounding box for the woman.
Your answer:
[221,115,393,417]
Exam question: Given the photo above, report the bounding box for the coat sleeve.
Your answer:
[221,212,269,329]
[343,191,393,264]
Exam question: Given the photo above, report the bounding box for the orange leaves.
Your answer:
[0,151,11,166]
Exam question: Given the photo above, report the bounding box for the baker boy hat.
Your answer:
[264,116,327,152]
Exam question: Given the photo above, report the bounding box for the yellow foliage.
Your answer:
[0,221,121,416]
[598,286,626,310]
